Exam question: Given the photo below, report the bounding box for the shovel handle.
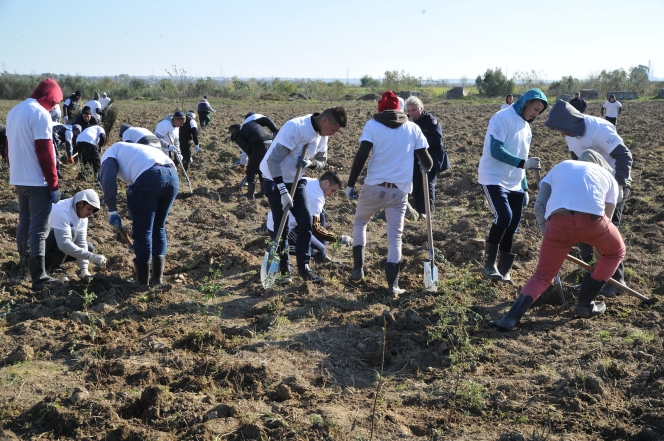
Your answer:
[421,169,435,265]
[564,254,651,304]
[118,226,134,248]
[167,133,193,192]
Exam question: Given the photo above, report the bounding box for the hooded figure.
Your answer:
[45,189,107,279]
[120,125,162,149]
[477,88,548,284]
[7,78,64,290]
[345,91,433,297]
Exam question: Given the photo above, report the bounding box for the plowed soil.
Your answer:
[0,97,663,440]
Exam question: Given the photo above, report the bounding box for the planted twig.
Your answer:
[370,316,387,441]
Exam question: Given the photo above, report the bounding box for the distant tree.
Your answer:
[512,69,546,90]
[382,70,421,91]
[360,75,381,89]
[475,68,514,97]
[548,75,580,97]
[459,76,468,87]
[629,65,650,95]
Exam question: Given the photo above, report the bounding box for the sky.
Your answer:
[1,0,662,81]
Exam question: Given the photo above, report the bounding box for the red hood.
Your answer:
[29,78,63,111]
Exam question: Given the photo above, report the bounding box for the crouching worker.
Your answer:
[266,172,352,263]
[45,189,107,279]
[490,151,625,332]
[100,142,179,286]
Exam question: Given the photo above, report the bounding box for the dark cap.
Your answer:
[81,106,92,115]
[119,124,130,137]
[74,90,82,97]
[172,110,186,119]
[72,124,82,133]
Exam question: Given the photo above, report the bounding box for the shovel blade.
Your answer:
[554,273,564,304]
[260,248,280,289]
[424,259,438,292]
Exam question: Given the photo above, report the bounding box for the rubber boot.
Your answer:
[482,242,503,281]
[134,260,150,286]
[573,273,606,318]
[489,294,534,332]
[298,264,323,284]
[497,251,517,285]
[245,181,256,200]
[150,255,165,286]
[598,261,624,297]
[349,245,364,280]
[385,262,405,298]
[29,256,58,291]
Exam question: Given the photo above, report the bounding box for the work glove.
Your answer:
[297,155,311,169]
[277,183,292,211]
[50,189,61,203]
[177,153,183,163]
[168,144,179,153]
[80,268,93,281]
[523,157,542,170]
[108,211,122,228]
[345,186,358,199]
[523,191,530,207]
[339,235,353,246]
[67,156,74,164]
[195,145,200,152]
[89,254,107,266]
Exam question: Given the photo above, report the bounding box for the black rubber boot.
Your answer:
[245,181,256,200]
[349,245,364,280]
[29,256,58,291]
[255,180,265,198]
[298,264,323,284]
[497,251,517,285]
[150,255,165,286]
[385,262,405,298]
[134,260,150,286]
[313,254,341,264]
[598,261,624,297]
[573,273,607,317]
[489,294,534,332]
[482,242,503,281]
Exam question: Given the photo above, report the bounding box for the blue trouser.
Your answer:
[127,165,179,264]
[412,165,439,214]
[264,178,312,272]
[481,184,525,252]
[15,185,52,258]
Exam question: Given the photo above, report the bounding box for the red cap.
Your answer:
[30,78,63,111]
[378,91,400,112]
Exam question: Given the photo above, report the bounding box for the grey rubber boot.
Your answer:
[573,273,606,317]
[150,255,165,285]
[29,256,58,291]
[598,262,624,297]
[497,251,517,285]
[489,294,534,332]
[134,260,150,286]
[386,262,405,298]
[349,245,364,280]
[245,181,256,200]
[482,242,503,281]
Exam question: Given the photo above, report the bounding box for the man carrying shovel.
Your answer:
[259,106,347,284]
[345,91,432,298]
[490,151,625,331]
[544,99,633,296]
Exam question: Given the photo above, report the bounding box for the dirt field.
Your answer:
[0,97,663,440]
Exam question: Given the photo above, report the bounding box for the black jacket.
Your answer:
[412,111,450,173]
[569,97,587,113]
[72,114,99,145]
[63,94,81,119]
[231,121,273,157]
[179,117,199,145]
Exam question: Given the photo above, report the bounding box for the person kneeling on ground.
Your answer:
[266,172,352,263]
[490,151,625,331]
[45,189,107,279]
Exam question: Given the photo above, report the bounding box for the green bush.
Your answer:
[475,68,514,97]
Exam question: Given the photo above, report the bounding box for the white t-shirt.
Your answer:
[100,96,111,110]
[478,106,530,191]
[50,104,62,122]
[101,142,174,185]
[122,127,160,146]
[7,98,54,187]
[77,126,105,145]
[155,118,179,146]
[565,115,625,177]
[51,198,87,241]
[500,103,512,110]
[260,114,327,183]
[85,99,102,118]
[602,100,622,118]
[359,118,428,193]
[541,160,618,219]
[266,177,324,230]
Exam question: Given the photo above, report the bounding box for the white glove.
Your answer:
[177,153,183,163]
[523,191,530,207]
[80,268,93,280]
[345,186,358,199]
[89,254,107,266]
[195,145,200,152]
[340,235,353,246]
[617,187,624,204]
[523,157,542,170]
[168,144,180,153]
[277,183,292,211]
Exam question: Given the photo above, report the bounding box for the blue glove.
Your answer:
[345,186,358,200]
[297,155,311,169]
[50,189,61,203]
[108,211,122,228]
[195,145,200,152]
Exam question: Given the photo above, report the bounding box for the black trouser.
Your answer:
[78,141,100,176]
[44,229,94,270]
[246,141,270,188]
[412,164,439,214]
[181,141,192,171]
[605,117,617,127]
[198,111,210,127]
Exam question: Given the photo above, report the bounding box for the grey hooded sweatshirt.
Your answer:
[50,189,101,271]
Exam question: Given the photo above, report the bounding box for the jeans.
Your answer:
[15,185,52,258]
[264,178,312,271]
[482,184,525,252]
[127,165,179,264]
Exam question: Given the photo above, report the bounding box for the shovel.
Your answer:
[261,161,306,289]
[534,169,565,303]
[118,226,134,252]
[421,169,438,292]
[167,133,193,193]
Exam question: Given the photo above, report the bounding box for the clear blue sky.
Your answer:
[1,0,661,81]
